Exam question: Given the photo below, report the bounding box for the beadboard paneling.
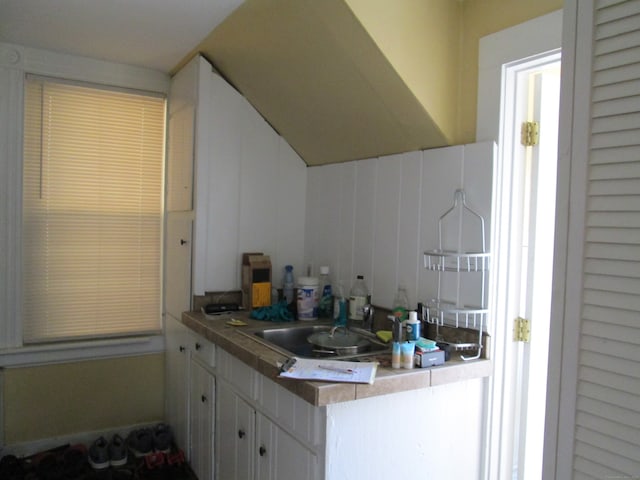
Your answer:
[305,141,494,311]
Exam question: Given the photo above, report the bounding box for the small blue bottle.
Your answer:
[283,265,294,305]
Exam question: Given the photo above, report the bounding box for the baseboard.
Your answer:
[0,421,161,459]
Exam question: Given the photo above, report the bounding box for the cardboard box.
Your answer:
[241,253,272,309]
[414,349,445,368]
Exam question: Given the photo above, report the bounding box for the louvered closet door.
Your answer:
[558,0,640,477]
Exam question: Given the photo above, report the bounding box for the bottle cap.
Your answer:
[408,311,418,322]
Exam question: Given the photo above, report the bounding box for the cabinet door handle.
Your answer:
[238,429,245,439]
[180,239,189,245]
[201,395,207,403]
[259,446,266,457]
[179,346,185,352]
[195,342,201,350]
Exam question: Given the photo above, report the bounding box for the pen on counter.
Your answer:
[318,364,355,374]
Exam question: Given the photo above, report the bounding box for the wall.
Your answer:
[305,142,493,311]
[342,0,563,146]
[459,0,563,144]
[345,0,462,145]
[3,355,164,445]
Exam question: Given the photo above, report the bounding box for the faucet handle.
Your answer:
[362,304,375,331]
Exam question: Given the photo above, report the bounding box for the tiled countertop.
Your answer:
[181,311,492,407]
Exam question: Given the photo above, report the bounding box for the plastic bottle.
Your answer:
[391,284,409,323]
[333,283,347,327]
[391,342,402,369]
[297,276,319,321]
[318,266,333,319]
[283,265,294,305]
[406,310,421,342]
[349,275,369,322]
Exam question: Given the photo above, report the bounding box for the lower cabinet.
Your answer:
[190,360,215,480]
[165,317,216,478]
[167,322,322,480]
[217,382,319,480]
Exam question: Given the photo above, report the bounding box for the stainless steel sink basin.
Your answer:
[241,323,390,359]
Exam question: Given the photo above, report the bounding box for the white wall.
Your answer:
[305,142,494,312]
[326,378,486,479]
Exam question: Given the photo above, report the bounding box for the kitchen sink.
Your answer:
[241,323,390,359]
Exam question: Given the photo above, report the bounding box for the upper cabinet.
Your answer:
[166,55,307,297]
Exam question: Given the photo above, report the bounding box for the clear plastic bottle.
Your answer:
[333,283,347,327]
[348,275,369,322]
[283,265,294,305]
[318,266,333,318]
[392,284,409,323]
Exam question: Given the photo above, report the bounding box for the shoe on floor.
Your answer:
[109,434,128,467]
[152,423,173,453]
[126,428,153,458]
[88,436,110,470]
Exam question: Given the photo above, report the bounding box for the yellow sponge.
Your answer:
[376,330,393,343]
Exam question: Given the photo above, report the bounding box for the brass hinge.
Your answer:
[521,121,539,147]
[513,317,531,342]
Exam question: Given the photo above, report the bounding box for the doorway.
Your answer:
[507,56,561,480]
[476,10,564,480]
[488,53,561,480]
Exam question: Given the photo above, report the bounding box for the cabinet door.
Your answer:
[190,361,215,480]
[255,413,318,480]
[217,383,254,480]
[164,212,193,320]
[165,316,190,454]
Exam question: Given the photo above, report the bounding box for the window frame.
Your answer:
[0,42,170,366]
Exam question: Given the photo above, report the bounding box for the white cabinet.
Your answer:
[217,382,319,480]
[255,412,318,480]
[166,54,307,298]
[217,382,255,479]
[190,360,215,480]
[165,316,216,477]
[165,316,191,452]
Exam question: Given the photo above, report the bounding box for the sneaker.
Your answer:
[126,428,153,458]
[109,434,128,467]
[151,424,173,453]
[88,436,110,470]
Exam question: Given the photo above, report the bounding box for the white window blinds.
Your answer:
[23,76,165,343]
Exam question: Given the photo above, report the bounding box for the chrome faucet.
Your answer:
[362,304,375,332]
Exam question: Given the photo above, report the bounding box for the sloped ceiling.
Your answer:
[185,0,460,166]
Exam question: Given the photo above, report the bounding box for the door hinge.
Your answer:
[520,121,539,147]
[513,317,531,342]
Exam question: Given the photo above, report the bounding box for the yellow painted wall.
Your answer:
[3,354,164,444]
[347,0,562,145]
[346,0,462,144]
[459,0,563,143]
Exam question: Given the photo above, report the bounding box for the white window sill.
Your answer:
[0,334,165,367]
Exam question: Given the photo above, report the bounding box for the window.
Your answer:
[22,76,165,343]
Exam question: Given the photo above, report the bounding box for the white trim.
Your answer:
[1,421,159,458]
[0,335,165,368]
[0,42,169,93]
[547,1,592,478]
[476,10,563,480]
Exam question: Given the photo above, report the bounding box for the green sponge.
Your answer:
[416,337,438,350]
[376,330,393,343]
